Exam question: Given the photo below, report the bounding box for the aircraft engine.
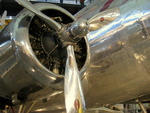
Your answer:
[0,3,89,107]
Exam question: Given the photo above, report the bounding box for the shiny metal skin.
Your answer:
[88,8,120,31]
[1,0,150,112]
[79,0,150,108]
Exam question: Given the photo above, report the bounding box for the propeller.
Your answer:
[15,0,88,112]
[0,10,7,26]
[15,0,61,31]
[65,45,86,113]
[0,10,7,31]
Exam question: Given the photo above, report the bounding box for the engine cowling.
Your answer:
[0,3,89,105]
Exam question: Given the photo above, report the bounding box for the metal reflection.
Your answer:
[64,45,86,113]
[89,8,120,31]
[134,53,146,64]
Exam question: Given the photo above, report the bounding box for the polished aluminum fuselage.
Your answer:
[79,0,150,108]
[1,0,150,111]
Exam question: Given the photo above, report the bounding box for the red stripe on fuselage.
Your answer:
[100,0,115,12]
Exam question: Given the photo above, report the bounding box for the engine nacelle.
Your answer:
[0,3,89,105]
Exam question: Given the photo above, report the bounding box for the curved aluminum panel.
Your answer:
[84,0,150,108]
[89,8,120,31]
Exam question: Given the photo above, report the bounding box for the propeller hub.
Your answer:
[57,19,89,46]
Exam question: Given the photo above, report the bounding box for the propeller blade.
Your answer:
[15,0,61,31]
[64,45,86,113]
[0,10,7,26]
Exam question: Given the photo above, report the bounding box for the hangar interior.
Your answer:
[0,0,92,16]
